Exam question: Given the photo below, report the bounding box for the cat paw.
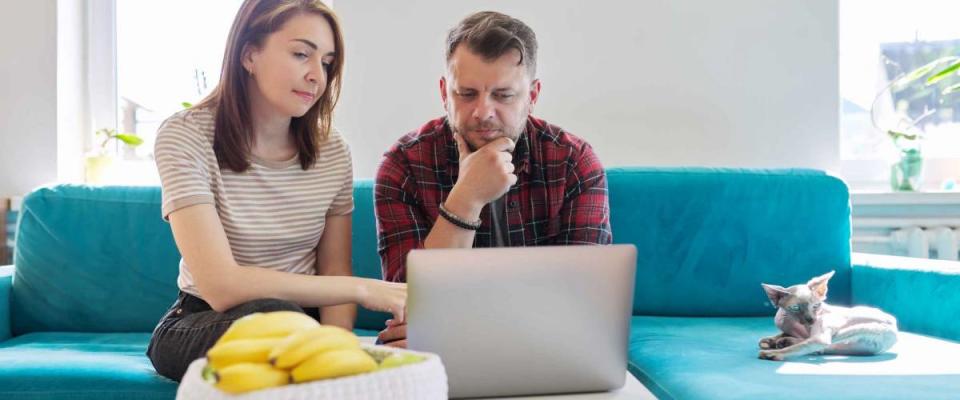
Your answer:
[759,336,784,349]
[758,350,784,361]
[775,337,799,349]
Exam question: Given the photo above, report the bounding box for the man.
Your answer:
[374,11,612,348]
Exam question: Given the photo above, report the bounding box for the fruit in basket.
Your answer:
[205,337,282,370]
[291,348,378,383]
[206,362,291,394]
[216,311,319,344]
[269,325,360,369]
[378,352,427,369]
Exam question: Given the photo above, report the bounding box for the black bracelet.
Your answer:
[438,202,481,231]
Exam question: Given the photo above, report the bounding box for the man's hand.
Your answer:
[446,133,517,218]
[377,319,408,348]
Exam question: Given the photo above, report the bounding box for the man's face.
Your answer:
[441,45,540,151]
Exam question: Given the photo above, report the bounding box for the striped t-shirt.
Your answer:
[154,107,354,299]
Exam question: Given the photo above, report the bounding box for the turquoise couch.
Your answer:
[1,168,958,399]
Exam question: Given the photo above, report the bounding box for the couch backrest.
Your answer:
[607,167,852,316]
[10,168,852,334]
[11,185,181,334]
[351,181,392,329]
[10,184,390,334]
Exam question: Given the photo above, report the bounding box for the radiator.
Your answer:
[852,218,960,261]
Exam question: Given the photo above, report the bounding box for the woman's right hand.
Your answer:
[358,279,407,322]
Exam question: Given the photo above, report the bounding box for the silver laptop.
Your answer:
[406,245,637,399]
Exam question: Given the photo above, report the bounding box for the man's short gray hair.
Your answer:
[445,11,538,78]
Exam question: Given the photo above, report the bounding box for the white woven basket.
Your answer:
[176,345,447,400]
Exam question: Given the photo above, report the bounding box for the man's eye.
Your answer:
[495,93,514,100]
[458,92,476,98]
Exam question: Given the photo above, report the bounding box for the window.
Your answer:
[840,0,960,190]
[115,0,243,160]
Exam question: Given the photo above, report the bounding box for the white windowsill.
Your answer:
[851,191,960,206]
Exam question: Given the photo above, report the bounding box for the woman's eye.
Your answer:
[294,52,308,60]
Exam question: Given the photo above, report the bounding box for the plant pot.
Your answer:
[85,155,114,184]
[890,149,923,191]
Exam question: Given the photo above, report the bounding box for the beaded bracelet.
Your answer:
[438,202,482,231]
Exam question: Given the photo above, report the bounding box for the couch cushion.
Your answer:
[607,168,852,316]
[629,316,960,400]
[11,185,181,335]
[0,332,176,400]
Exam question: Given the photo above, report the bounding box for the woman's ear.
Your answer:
[241,43,258,75]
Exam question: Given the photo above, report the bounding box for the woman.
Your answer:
[147,0,405,381]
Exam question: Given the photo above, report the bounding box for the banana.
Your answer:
[210,362,290,394]
[291,348,378,383]
[268,325,358,369]
[206,337,282,370]
[216,311,319,344]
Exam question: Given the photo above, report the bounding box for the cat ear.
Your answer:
[761,284,789,308]
[807,270,835,299]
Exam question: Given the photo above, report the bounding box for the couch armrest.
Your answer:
[0,264,12,342]
[851,252,960,342]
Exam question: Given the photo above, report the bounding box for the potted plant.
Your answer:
[871,55,960,191]
[85,128,144,184]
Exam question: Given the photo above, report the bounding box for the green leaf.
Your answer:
[894,56,959,88]
[943,83,960,95]
[887,130,919,141]
[114,133,144,146]
[925,60,960,85]
[181,101,193,109]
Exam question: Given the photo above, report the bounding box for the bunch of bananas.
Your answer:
[202,311,380,394]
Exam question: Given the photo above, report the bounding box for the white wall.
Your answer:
[0,0,841,192]
[334,0,840,179]
[57,0,89,184]
[0,0,58,197]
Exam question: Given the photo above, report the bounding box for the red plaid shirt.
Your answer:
[375,116,612,282]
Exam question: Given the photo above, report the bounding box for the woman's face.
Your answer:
[243,13,336,119]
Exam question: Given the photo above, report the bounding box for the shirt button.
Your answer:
[509,200,519,208]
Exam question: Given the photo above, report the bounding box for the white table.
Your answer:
[359,337,658,400]
[473,372,657,400]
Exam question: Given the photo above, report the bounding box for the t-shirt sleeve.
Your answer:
[327,129,355,216]
[154,114,216,220]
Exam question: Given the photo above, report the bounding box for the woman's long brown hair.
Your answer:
[197,0,344,172]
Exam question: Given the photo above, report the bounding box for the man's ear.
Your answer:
[439,76,449,111]
[807,270,835,299]
[761,284,789,308]
[528,78,541,114]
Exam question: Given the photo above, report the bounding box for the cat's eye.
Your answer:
[813,303,821,309]
[787,305,801,312]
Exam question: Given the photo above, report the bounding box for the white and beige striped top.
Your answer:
[154,107,354,299]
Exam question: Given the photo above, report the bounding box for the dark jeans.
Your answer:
[146,292,320,382]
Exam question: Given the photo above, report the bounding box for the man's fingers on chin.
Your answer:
[499,137,516,151]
